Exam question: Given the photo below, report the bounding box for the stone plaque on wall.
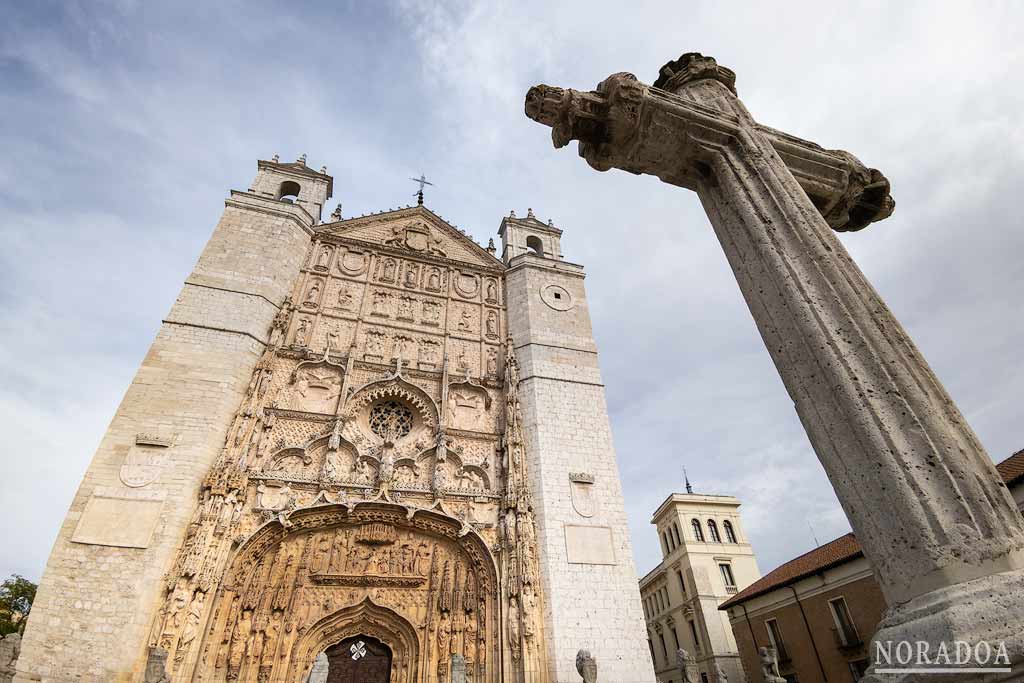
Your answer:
[564,525,615,565]
[72,490,164,549]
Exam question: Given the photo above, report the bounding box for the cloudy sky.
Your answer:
[2,1,1022,584]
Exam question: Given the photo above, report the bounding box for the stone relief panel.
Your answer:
[369,289,393,318]
[335,247,370,278]
[483,345,500,379]
[424,266,447,294]
[310,319,355,356]
[448,340,479,377]
[327,279,363,314]
[401,261,422,290]
[453,272,480,300]
[119,433,174,488]
[301,278,325,310]
[312,244,334,272]
[483,309,499,340]
[291,315,315,348]
[483,278,499,305]
[447,385,491,433]
[449,302,480,337]
[421,298,444,327]
[288,367,343,415]
[374,256,400,285]
[188,507,498,683]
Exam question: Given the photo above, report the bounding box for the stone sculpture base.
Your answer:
[865,568,1024,682]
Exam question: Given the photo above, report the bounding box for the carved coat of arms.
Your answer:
[569,472,596,518]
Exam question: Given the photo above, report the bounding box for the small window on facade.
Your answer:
[659,633,668,660]
[553,291,562,299]
[672,522,682,546]
[676,570,687,597]
[723,520,737,543]
[526,235,544,256]
[829,597,860,646]
[688,620,701,654]
[647,639,656,665]
[692,519,705,542]
[765,618,789,662]
[719,563,736,588]
[707,519,721,543]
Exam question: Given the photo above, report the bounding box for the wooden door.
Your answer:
[325,636,391,683]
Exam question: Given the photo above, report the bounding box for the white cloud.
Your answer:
[1,0,1022,585]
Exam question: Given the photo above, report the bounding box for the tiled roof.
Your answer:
[719,533,863,610]
[720,446,1024,611]
[996,448,1024,486]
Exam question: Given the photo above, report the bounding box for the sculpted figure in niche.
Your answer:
[508,597,521,661]
[456,347,469,372]
[175,591,205,663]
[304,280,321,306]
[714,661,728,683]
[382,258,396,282]
[371,291,390,316]
[316,245,330,269]
[428,267,442,291]
[418,339,439,366]
[294,317,311,347]
[486,347,498,377]
[391,336,412,362]
[422,300,441,324]
[352,458,373,485]
[405,264,418,287]
[268,298,292,347]
[397,296,414,319]
[458,309,473,331]
[366,331,385,357]
[337,285,354,310]
[485,310,498,337]
[485,279,497,302]
[326,327,340,353]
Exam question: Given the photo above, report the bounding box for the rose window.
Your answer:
[368,400,413,441]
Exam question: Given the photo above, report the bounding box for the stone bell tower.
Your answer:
[500,210,655,683]
[15,156,332,682]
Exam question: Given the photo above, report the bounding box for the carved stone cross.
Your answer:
[526,53,1024,676]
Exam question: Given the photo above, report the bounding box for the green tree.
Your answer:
[0,575,36,635]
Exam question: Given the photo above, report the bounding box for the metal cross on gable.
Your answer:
[410,173,433,205]
[350,640,367,660]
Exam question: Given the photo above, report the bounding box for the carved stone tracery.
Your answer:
[147,224,544,682]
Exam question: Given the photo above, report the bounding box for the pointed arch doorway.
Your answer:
[323,635,391,683]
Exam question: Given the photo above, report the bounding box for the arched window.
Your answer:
[691,519,705,542]
[526,235,544,256]
[723,520,737,543]
[278,180,301,202]
[707,519,721,543]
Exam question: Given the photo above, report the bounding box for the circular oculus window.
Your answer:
[540,284,573,311]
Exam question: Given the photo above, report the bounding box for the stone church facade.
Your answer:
[14,158,655,683]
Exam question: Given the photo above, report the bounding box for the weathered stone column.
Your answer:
[525,54,1024,679]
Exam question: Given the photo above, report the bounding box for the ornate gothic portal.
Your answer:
[144,209,548,683]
